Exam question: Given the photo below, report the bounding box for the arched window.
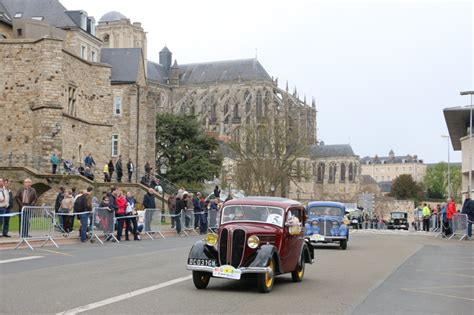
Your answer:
[244,90,252,113]
[340,163,346,182]
[328,164,336,183]
[210,103,217,123]
[224,100,230,123]
[264,91,271,115]
[317,163,325,183]
[233,103,240,120]
[349,163,354,182]
[256,90,263,118]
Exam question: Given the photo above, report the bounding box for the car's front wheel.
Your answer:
[257,258,275,293]
[340,239,348,250]
[192,271,211,289]
[291,254,305,282]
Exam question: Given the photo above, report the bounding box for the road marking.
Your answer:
[400,288,474,302]
[0,256,43,264]
[416,270,474,279]
[38,249,73,257]
[57,275,192,314]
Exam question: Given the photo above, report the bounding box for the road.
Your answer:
[0,231,472,314]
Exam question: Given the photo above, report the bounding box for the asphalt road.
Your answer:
[0,232,472,314]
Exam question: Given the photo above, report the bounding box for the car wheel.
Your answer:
[340,239,348,250]
[257,258,275,293]
[291,255,305,282]
[192,271,211,289]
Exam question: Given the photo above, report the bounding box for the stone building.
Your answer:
[360,150,427,184]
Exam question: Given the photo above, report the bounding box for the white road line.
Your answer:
[57,275,192,315]
[0,256,43,264]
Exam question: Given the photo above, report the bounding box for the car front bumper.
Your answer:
[306,235,347,243]
[186,265,272,275]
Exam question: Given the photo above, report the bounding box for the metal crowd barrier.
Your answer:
[15,206,58,250]
[449,213,469,241]
[430,215,440,232]
[143,208,166,239]
[91,207,118,244]
[181,209,199,236]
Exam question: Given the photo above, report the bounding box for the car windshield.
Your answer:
[221,205,285,227]
[391,212,406,219]
[308,206,343,217]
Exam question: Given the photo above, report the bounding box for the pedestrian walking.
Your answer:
[50,152,60,174]
[108,159,115,182]
[116,156,123,183]
[422,203,431,232]
[127,159,134,182]
[1,179,13,237]
[14,178,37,237]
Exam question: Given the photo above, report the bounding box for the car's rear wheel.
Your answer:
[291,254,305,282]
[192,271,211,289]
[340,239,348,250]
[257,258,275,293]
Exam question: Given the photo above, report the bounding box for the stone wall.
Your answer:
[64,29,102,62]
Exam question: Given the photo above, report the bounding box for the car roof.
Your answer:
[224,196,301,208]
[306,201,346,209]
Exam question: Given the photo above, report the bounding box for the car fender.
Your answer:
[302,240,314,263]
[187,240,218,260]
[248,244,282,273]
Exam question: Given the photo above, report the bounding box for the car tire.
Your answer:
[192,271,211,289]
[291,255,305,282]
[340,239,348,250]
[257,258,275,293]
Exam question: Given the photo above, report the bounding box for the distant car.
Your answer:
[186,197,314,293]
[387,212,409,230]
[305,201,349,250]
[348,209,362,229]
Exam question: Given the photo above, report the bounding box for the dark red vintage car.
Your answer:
[186,197,314,293]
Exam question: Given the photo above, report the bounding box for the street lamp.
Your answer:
[441,135,451,199]
[270,185,275,197]
[460,90,474,198]
[160,164,167,223]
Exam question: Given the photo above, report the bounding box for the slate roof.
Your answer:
[147,60,169,84]
[360,154,422,164]
[360,175,378,186]
[0,0,77,28]
[178,58,272,85]
[310,144,356,158]
[378,181,393,193]
[101,48,142,83]
[0,1,11,25]
[98,11,127,23]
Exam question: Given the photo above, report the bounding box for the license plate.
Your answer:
[311,234,325,241]
[188,258,216,267]
[213,265,242,280]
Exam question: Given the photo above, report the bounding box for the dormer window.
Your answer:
[32,16,44,21]
[14,13,22,18]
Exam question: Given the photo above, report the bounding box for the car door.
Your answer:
[280,207,304,272]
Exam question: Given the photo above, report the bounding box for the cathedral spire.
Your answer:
[311,97,316,108]
[286,80,289,92]
[304,94,307,105]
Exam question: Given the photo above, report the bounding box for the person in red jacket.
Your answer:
[115,191,127,241]
[446,197,457,234]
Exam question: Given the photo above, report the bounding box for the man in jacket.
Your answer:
[84,153,96,169]
[15,178,37,237]
[116,156,123,183]
[127,159,134,183]
[1,179,13,237]
[422,204,431,232]
[461,193,474,238]
[54,186,65,230]
[446,198,457,235]
[143,188,156,233]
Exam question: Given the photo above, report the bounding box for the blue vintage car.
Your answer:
[305,201,349,250]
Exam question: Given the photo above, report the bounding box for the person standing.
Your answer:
[2,179,13,237]
[422,203,431,232]
[175,194,186,235]
[60,190,74,234]
[84,153,96,169]
[50,152,60,174]
[461,193,474,238]
[214,186,221,198]
[14,178,37,237]
[127,159,134,183]
[103,162,109,182]
[115,191,127,241]
[144,161,152,176]
[54,187,65,230]
[126,192,139,241]
[108,159,115,182]
[168,194,176,228]
[116,156,123,183]
[0,178,10,237]
[446,198,457,235]
[143,188,156,233]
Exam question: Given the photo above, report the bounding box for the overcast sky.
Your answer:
[63,0,473,163]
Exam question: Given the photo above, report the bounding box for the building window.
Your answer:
[68,86,77,116]
[111,135,119,156]
[328,164,336,183]
[80,45,87,59]
[340,163,346,182]
[233,103,240,120]
[348,163,354,182]
[224,100,230,123]
[17,28,22,37]
[32,16,44,21]
[114,95,122,115]
[256,90,263,118]
[210,103,217,123]
[103,34,109,43]
[244,90,252,113]
[91,50,97,62]
[317,163,325,183]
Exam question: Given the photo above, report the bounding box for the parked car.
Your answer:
[305,201,349,250]
[186,197,314,293]
[386,211,409,230]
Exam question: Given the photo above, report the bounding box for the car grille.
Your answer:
[394,219,400,225]
[219,228,245,268]
[318,220,334,236]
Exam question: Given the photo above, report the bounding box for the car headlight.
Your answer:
[205,233,218,246]
[312,221,318,226]
[247,235,260,249]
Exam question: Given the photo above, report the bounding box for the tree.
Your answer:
[231,116,309,196]
[155,113,223,184]
[390,174,423,200]
[424,162,462,200]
